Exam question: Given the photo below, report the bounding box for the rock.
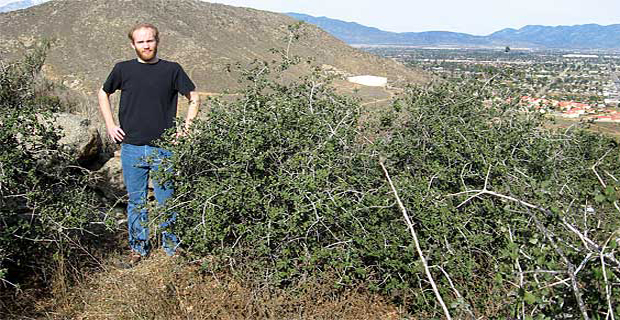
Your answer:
[93,153,126,201]
[53,112,102,165]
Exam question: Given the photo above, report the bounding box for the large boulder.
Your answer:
[54,112,102,165]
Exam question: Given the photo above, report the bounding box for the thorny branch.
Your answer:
[380,159,452,319]
[435,265,475,319]
[601,233,617,320]
[448,162,620,319]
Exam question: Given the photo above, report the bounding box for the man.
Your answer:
[98,23,200,262]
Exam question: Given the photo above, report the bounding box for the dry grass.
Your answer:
[45,251,403,320]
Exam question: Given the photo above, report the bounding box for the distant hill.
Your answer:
[0,0,428,95]
[488,24,620,49]
[287,13,620,49]
[286,13,490,47]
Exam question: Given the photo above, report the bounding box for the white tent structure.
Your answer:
[347,75,388,87]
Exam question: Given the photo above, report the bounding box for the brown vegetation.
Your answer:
[21,251,400,319]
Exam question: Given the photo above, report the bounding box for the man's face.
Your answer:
[130,27,158,62]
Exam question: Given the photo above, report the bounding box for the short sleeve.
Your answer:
[174,64,196,95]
[102,63,122,94]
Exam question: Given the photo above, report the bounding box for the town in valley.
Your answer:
[361,46,620,126]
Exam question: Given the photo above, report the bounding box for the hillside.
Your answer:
[287,13,620,49]
[0,0,46,13]
[0,0,429,95]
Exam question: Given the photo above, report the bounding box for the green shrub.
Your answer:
[162,58,620,317]
[0,46,113,290]
[163,63,398,286]
[380,81,620,316]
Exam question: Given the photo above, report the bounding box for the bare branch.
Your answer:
[601,233,618,320]
[435,265,475,319]
[380,159,452,319]
[451,188,591,319]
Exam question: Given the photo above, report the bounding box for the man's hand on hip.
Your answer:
[108,126,125,143]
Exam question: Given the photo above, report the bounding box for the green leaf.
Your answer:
[605,186,616,197]
[524,291,537,305]
[494,273,503,284]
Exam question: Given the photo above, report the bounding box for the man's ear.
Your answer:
[130,41,136,50]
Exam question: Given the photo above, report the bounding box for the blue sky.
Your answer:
[2,0,619,35]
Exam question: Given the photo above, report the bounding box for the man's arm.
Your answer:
[183,91,201,131]
[97,87,125,142]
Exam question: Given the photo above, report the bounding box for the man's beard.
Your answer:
[135,46,157,62]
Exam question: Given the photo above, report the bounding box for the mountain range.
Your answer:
[286,13,620,50]
[0,0,427,95]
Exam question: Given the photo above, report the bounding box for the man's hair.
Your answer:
[128,23,159,43]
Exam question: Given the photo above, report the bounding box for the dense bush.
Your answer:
[163,64,392,286]
[0,47,113,291]
[162,59,620,317]
[380,82,620,317]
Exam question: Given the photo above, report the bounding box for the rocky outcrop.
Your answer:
[51,113,126,201]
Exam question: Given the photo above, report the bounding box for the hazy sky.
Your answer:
[206,0,620,35]
[1,0,619,35]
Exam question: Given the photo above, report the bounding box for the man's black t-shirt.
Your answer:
[102,59,196,146]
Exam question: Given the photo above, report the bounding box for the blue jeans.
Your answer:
[121,143,178,256]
